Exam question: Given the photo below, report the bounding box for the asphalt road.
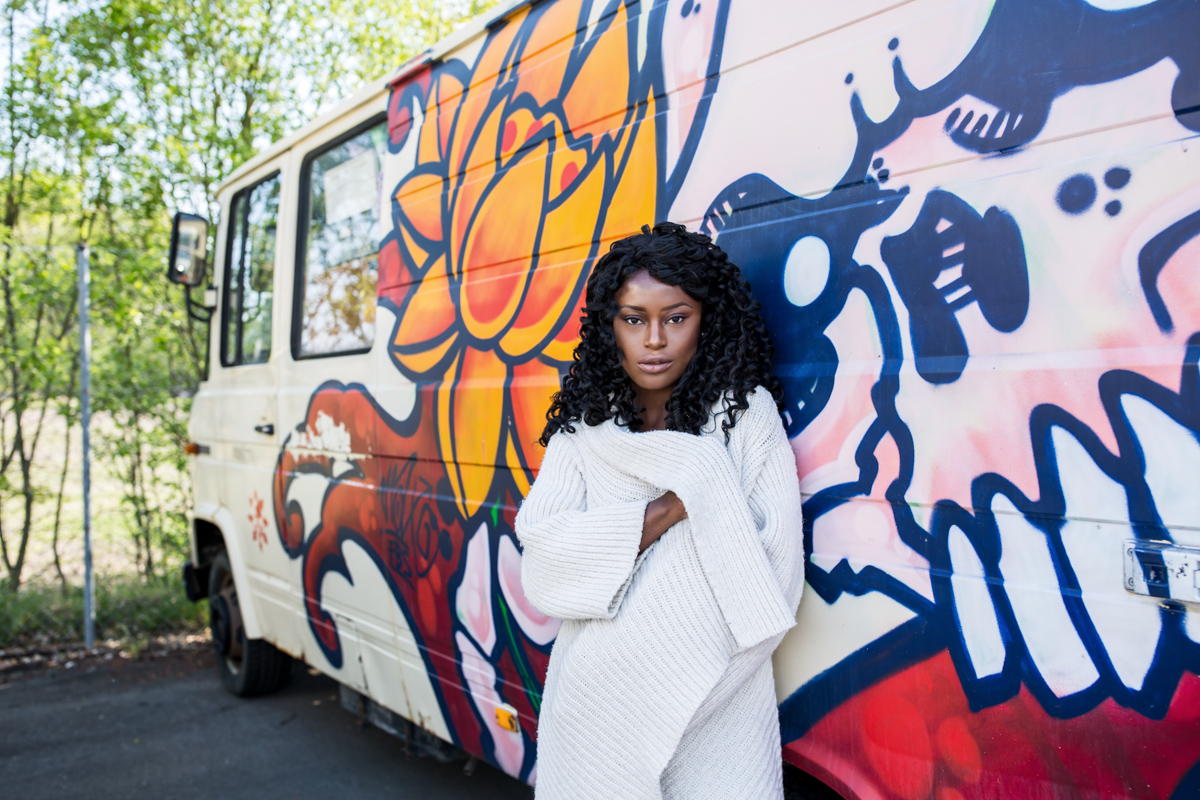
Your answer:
[0,644,839,800]
[0,647,533,800]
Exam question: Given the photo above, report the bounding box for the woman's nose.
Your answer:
[645,321,666,348]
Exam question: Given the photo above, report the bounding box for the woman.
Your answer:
[515,222,804,799]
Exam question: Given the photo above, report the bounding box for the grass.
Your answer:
[0,573,208,649]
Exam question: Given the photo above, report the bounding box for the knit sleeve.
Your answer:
[584,387,802,650]
[667,399,802,650]
[744,425,806,612]
[514,433,649,621]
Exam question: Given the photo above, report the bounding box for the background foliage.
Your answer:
[0,0,497,643]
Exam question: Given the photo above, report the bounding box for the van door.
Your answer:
[202,163,299,651]
[276,112,387,698]
[273,107,454,735]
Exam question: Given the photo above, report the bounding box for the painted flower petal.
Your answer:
[499,107,557,165]
[497,534,560,646]
[434,69,467,162]
[388,252,458,379]
[419,69,466,166]
[560,1,631,146]
[392,331,458,378]
[450,98,505,282]
[394,167,444,244]
[449,14,525,178]
[377,236,411,302]
[388,72,424,151]
[458,140,549,342]
[509,358,561,478]
[600,92,658,244]
[498,246,587,359]
[497,142,602,358]
[394,221,431,279]
[419,82,444,166]
[456,522,497,656]
[393,256,456,350]
[456,630,525,777]
[512,0,579,108]
[440,347,508,518]
[542,298,584,363]
[505,436,532,500]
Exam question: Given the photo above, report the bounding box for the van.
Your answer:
[168,0,1200,796]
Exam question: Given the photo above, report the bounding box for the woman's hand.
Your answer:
[639,491,687,552]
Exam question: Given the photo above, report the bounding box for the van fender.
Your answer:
[192,501,264,640]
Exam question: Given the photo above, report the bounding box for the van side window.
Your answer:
[294,118,388,358]
[222,173,281,366]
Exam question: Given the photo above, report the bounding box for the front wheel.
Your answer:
[208,551,292,696]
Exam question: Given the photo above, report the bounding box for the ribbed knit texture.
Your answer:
[515,387,804,799]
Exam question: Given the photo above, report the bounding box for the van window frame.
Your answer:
[291,112,389,362]
[220,170,282,368]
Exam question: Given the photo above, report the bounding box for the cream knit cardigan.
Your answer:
[515,386,804,799]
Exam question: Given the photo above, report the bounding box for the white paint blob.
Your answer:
[995,496,1100,698]
[949,525,1006,680]
[1083,0,1157,9]
[783,235,830,307]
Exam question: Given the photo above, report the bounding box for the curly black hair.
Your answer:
[539,222,783,445]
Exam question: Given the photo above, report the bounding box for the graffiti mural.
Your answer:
[268,0,1200,795]
[272,0,723,783]
[686,0,1200,796]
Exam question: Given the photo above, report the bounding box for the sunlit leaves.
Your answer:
[0,0,500,589]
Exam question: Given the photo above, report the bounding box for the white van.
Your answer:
[168,0,1200,795]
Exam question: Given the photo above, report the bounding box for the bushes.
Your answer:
[0,574,207,648]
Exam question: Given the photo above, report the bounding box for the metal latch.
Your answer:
[1124,540,1200,603]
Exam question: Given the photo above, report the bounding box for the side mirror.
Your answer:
[167,212,209,287]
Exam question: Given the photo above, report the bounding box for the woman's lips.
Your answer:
[638,359,673,374]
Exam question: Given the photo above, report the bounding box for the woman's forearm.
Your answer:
[640,491,687,552]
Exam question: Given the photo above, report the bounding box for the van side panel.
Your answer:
[692,2,1200,798]
[262,0,1200,795]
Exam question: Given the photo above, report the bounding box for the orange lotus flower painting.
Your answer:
[381,0,666,519]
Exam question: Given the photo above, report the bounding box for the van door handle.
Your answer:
[254,424,275,436]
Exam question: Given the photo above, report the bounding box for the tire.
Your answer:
[208,551,292,697]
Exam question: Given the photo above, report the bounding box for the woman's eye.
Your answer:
[624,317,644,325]
[667,315,686,324]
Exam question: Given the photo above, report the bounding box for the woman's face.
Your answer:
[612,270,702,396]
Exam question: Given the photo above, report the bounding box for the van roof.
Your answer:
[218,0,530,194]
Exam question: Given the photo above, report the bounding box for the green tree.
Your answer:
[2,0,498,593]
[0,0,96,591]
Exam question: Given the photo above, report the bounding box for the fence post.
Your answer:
[77,243,94,651]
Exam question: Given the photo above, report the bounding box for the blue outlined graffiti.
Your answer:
[1142,209,1200,333]
[880,190,1028,385]
[700,173,906,435]
[866,0,1200,157]
[697,0,1200,762]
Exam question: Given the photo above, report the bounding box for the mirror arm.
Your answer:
[185,283,215,323]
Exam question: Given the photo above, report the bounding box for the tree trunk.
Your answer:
[50,392,74,592]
